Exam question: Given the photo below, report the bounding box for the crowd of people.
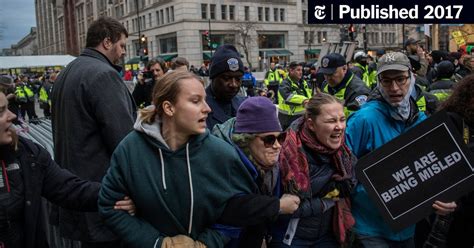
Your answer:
[0,16,473,248]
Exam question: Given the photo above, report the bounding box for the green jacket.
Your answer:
[99,115,255,248]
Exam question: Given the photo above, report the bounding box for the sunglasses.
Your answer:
[256,132,287,148]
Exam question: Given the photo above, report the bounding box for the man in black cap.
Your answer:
[319,53,370,117]
[206,44,246,129]
[404,38,428,76]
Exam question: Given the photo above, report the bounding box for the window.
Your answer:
[201,4,207,19]
[221,5,227,20]
[229,5,235,20]
[258,7,263,21]
[160,9,164,24]
[149,13,152,27]
[126,20,129,31]
[304,31,308,44]
[317,31,327,43]
[258,34,285,48]
[142,16,146,29]
[156,11,160,25]
[280,9,285,21]
[265,8,270,21]
[170,6,174,22]
[202,33,236,51]
[244,6,249,21]
[160,36,177,53]
[166,7,170,23]
[210,4,216,20]
[274,8,278,22]
[302,10,307,24]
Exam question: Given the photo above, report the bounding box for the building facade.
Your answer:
[11,27,38,56]
[35,0,424,69]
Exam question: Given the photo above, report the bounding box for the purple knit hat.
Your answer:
[234,97,282,134]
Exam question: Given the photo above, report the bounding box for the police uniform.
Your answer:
[319,53,371,117]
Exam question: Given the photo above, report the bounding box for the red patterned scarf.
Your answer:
[279,118,355,243]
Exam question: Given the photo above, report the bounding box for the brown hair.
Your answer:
[171,57,190,70]
[86,17,128,48]
[305,93,343,119]
[0,85,18,149]
[438,74,474,125]
[147,58,168,73]
[139,71,204,124]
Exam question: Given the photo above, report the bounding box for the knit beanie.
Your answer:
[209,44,244,79]
[234,97,282,134]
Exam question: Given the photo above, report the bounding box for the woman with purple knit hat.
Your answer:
[213,96,300,248]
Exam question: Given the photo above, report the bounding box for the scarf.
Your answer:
[279,118,355,243]
[378,73,416,121]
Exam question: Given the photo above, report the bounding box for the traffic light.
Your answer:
[143,48,148,56]
[140,35,147,44]
[348,24,357,41]
[203,31,211,47]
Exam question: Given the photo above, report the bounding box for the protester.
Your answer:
[404,38,428,77]
[269,93,357,247]
[51,17,136,247]
[212,96,300,247]
[133,58,167,108]
[320,53,371,118]
[277,61,312,130]
[439,74,474,247]
[0,87,135,248]
[99,71,256,247]
[170,56,190,72]
[345,52,457,248]
[206,44,246,130]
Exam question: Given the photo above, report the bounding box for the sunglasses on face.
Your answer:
[256,132,287,148]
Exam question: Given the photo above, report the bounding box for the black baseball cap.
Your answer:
[404,38,420,48]
[318,53,346,74]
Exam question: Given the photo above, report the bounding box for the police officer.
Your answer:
[320,53,371,117]
[264,62,283,103]
[352,51,376,89]
[277,61,312,130]
[428,60,456,102]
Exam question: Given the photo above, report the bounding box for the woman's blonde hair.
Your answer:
[305,92,343,119]
[139,70,204,124]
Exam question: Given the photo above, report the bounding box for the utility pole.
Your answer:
[432,24,439,50]
[208,19,213,57]
[136,0,142,61]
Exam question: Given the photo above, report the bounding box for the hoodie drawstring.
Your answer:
[186,143,194,235]
[158,144,194,235]
[158,149,167,191]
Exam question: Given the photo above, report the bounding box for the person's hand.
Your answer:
[303,99,309,106]
[432,201,457,216]
[161,235,206,248]
[114,196,136,216]
[416,46,426,59]
[279,194,300,214]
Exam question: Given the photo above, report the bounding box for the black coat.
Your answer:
[51,48,136,241]
[4,137,100,248]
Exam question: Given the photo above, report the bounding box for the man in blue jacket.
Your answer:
[345,52,457,247]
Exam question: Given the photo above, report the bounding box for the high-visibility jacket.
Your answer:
[353,63,377,89]
[322,72,370,117]
[15,84,35,103]
[428,78,454,102]
[277,77,312,116]
[264,69,282,86]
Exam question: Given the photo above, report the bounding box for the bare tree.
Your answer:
[235,22,260,70]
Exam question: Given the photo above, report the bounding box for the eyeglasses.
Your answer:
[256,132,287,148]
[379,76,410,87]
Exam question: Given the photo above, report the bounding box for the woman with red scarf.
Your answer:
[270,93,357,248]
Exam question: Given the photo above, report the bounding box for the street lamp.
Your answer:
[135,0,142,60]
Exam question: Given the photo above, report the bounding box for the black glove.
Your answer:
[319,179,352,198]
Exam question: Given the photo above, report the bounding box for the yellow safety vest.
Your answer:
[277,78,312,116]
[15,86,27,103]
[416,95,426,112]
[323,74,354,117]
[264,70,282,86]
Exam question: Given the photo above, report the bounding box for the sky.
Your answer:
[0,0,36,49]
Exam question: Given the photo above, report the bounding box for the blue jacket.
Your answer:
[345,98,427,241]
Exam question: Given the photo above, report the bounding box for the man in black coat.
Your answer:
[51,17,136,247]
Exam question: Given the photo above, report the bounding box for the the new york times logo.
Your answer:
[308,1,470,24]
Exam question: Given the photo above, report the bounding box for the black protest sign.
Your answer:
[356,111,474,231]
